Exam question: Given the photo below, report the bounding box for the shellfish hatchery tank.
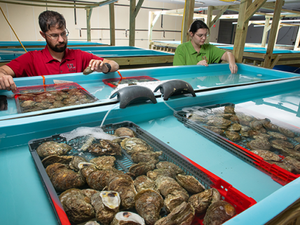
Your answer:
[1,64,300,225]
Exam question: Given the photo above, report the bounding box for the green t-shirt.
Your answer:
[173,41,226,66]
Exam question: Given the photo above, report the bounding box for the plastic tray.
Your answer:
[14,83,98,113]
[174,103,300,186]
[102,76,159,88]
[28,121,256,225]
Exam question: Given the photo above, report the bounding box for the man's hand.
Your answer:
[0,74,17,92]
[89,59,109,73]
[0,66,17,92]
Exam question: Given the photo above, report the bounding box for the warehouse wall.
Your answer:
[0,1,186,49]
[216,20,299,46]
[246,24,298,45]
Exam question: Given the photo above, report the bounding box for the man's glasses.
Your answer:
[44,29,69,40]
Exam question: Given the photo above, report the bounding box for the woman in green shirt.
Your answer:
[173,20,238,74]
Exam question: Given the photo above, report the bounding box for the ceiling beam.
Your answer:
[0,0,118,8]
[245,0,268,21]
[210,5,229,26]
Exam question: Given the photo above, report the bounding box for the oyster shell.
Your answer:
[101,191,121,209]
[270,139,294,151]
[108,174,137,209]
[155,176,187,197]
[235,113,253,126]
[156,161,184,175]
[229,115,239,123]
[129,161,157,177]
[59,188,95,224]
[225,131,241,142]
[115,127,135,138]
[164,189,189,213]
[247,129,261,138]
[258,127,267,134]
[21,100,36,108]
[121,137,153,154]
[83,66,93,75]
[90,156,116,169]
[111,212,145,225]
[206,117,231,129]
[267,131,287,141]
[251,150,281,161]
[263,119,278,131]
[134,175,157,193]
[135,189,164,225]
[81,188,99,200]
[41,155,73,168]
[249,119,265,130]
[240,126,251,137]
[37,141,72,158]
[224,105,235,114]
[79,162,98,179]
[253,133,271,140]
[251,149,281,162]
[154,202,195,225]
[84,221,100,225]
[219,113,234,119]
[295,144,300,151]
[88,140,122,156]
[188,188,221,214]
[247,139,271,150]
[69,156,88,171]
[277,147,300,161]
[294,137,300,143]
[131,151,162,163]
[278,127,295,138]
[46,163,85,192]
[203,200,236,225]
[52,100,65,108]
[282,156,300,174]
[203,126,224,135]
[176,174,205,194]
[189,114,208,123]
[147,168,176,180]
[87,168,123,190]
[227,123,242,132]
[91,191,120,225]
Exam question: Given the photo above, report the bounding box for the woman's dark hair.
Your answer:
[39,10,66,33]
[189,20,209,34]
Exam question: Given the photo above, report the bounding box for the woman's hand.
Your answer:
[197,59,208,66]
[229,63,238,74]
[221,51,238,74]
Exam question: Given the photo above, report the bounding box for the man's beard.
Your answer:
[47,39,67,52]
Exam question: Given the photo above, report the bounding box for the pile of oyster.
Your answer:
[188,104,300,174]
[17,87,96,113]
[35,127,236,225]
[110,78,153,87]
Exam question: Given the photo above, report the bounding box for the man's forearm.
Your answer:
[107,60,119,72]
[0,65,15,77]
[0,68,8,75]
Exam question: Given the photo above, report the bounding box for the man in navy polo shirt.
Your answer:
[0,10,119,92]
